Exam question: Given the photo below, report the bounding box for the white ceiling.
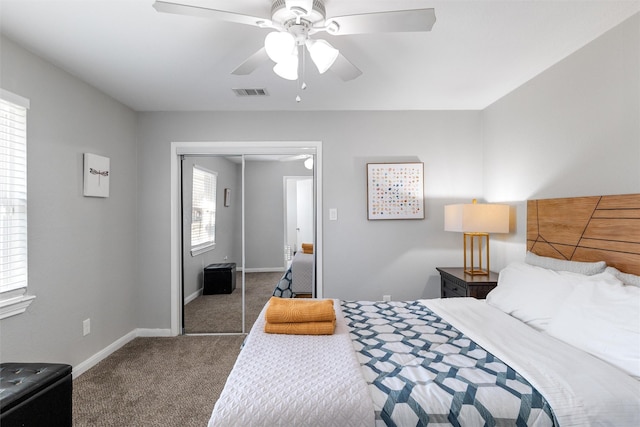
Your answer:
[1,0,638,112]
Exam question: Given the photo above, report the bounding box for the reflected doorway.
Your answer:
[284,176,314,264]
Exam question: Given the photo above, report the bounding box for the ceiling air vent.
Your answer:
[232,88,269,97]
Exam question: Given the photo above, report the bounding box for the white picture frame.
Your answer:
[367,162,425,220]
[83,153,110,197]
[224,188,231,207]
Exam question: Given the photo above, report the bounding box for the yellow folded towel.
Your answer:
[265,297,335,324]
[301,243,314,254]
[264,320,336,335]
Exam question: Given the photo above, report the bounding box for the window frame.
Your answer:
[190,165,217,256]
[0,88,35,319]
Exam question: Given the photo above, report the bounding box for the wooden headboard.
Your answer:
[527,194,640,276]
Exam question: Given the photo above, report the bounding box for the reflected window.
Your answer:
[191,165,217,255]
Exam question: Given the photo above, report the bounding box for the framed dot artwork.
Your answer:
[366,162,425,220]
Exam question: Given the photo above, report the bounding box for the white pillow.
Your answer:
[487,262,587,331]
[605,266,640,288]
[525,251,607,275]
[545,276,640,379]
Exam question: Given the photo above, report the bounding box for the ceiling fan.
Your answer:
[280,153,314,169]
[153,0,436,82]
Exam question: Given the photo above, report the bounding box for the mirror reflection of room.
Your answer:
[182,154,314,334]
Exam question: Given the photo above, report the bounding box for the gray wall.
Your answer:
[0,36,139,366]
[136,110,483,329]
[244,159,312,271]
[482,12,640,270]
[181,156,241,300]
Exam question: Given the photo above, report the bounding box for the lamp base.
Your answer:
[463,232,490,276]
[464,268,489,276]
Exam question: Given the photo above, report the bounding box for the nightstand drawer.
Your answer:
[436,267,498,299]
[442,279,467,298]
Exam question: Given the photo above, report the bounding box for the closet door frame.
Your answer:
[169,141,323,336]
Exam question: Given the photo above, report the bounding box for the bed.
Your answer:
[291,251,314,295]
[273,251,315,297]
[210,194,640,426]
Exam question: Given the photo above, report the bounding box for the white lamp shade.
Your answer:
[444,203,509,233]
[273,51,299,80]
[305,39,339,74]
[265,31,296,63]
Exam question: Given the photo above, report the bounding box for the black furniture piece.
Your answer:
[0,363,72,427]
[436,267,499,299]
[204,262,237,294]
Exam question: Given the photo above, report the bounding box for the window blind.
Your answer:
[191,166,217,252]
[0,95,28,293]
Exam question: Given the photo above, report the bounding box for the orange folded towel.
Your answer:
[264,319,336,335]
[301,243,314,254]
[265,297,335,324]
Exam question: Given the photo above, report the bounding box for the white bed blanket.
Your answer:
[291,251,314,294]
[423,298,640,427]
[208,299,374,427]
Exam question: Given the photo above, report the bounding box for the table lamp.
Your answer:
[444,199,509,276]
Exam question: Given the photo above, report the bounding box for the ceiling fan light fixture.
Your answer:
[273,51,299,80]
[325,20,340,34]
[264,31,296,63]
[305,39,339,74]
[304,157,313,170]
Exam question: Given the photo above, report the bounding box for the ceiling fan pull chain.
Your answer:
[297,44,304,102]
[301,44,308,90]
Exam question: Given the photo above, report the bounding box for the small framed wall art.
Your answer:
[367,162,424,220]
[224,188,231,207]
[83,153,110,197]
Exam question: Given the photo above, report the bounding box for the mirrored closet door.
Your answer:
[180,151,317,335]
[181,155,244,334]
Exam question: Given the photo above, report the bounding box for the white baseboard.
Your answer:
[244,267,285,273]
[184,288,202,305]
[136,328,173,337]
[73,327,173,378]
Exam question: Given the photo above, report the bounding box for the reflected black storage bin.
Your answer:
[203,263,236,294]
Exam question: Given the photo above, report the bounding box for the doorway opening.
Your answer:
[284,176,314,267]
[283,176,315,298]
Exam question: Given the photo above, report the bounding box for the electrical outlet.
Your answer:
[83,318,91,336]
[383,295,391,302]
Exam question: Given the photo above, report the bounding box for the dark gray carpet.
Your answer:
[184,271,282,333]
[73,272,283,426]
[73,335,245,426]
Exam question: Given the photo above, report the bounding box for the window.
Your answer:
[191,166,217,256]
[0,89,34,319]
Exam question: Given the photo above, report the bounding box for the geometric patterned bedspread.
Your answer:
[272,266,296,298]
[341,301,557,427]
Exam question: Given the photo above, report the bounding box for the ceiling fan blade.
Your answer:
[153,1,272,28]
[232,47,270,75]
[280,154,310,162]
[326,9,436,36]
[329,53,362,81]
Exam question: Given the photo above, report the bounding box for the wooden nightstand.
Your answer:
[436,267,499,299]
